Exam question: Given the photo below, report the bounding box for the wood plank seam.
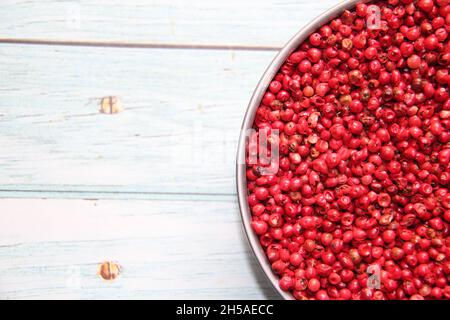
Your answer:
[0,38,281,51]
[0,187,237,201]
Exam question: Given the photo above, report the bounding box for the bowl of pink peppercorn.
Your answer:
[237,0,450,300]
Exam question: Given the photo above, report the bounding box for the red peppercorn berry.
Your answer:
[246,0,450,301]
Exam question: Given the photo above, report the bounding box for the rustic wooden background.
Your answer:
[0,0,341,299]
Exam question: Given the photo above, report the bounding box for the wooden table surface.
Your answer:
[0,0,341,299]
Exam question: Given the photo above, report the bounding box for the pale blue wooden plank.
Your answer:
[0,44,275,196]
[0,198,278,300]
[0,0,341,47]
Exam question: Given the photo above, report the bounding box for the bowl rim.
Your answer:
[236,0,367,300]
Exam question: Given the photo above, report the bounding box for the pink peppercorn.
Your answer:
[246,0,450,301]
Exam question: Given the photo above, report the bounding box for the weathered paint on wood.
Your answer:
[0,198,278,299]
[0,0,341,48]
[0,44,275,196]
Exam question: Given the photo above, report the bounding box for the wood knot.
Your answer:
[98,261,121,281]
[100,96,123,114]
